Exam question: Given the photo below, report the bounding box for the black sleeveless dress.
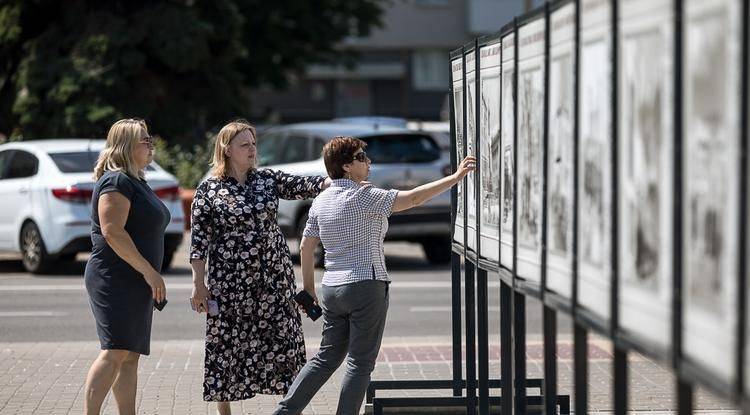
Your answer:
[84,171,170,355]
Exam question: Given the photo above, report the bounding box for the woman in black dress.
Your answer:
[189,120,330,415]
[83,119,170,414]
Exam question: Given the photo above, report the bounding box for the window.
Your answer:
[256,131,285,166]
[361,134,441,164]
[5,150,38,179]
[49,151,155,173]
[416,0,449,6]
[49,151,99,173]
[412,50,449,91]
[279,135,310,164]
[312,138,326,160]
[0,150,13,179]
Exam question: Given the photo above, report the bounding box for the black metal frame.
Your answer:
[369,0,750,412]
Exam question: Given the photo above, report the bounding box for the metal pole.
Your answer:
[449,47,464,399]
[677,378,693,414]
[477,268,489,414]
[512,17,523,414]
[574,323,588,414]
[611,0,625,412]
[452,251,464,397]
[672,0,693,413]
[613,347,627,415]
[541,4,557,413]
[736,0,749,400]
[466,261,477,415]
[501,280,514,415]
[514,291,527,413]
[543,306,558,415]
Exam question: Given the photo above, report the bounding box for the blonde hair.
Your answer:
[93,118,148,180]
[210,119,257,177]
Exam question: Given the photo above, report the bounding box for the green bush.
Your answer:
[153,137,214,189]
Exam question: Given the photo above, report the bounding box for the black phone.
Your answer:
[294,291,322,321]
[154,298,168,311]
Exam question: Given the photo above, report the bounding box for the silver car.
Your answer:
[253,121,453,265]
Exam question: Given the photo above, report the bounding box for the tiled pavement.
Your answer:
[0,338,741,414]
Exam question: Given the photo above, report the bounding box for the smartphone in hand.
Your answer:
[154,299,168,311]
[294,290,322,321]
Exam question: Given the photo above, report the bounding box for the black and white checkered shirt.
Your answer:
[304,179,399,286]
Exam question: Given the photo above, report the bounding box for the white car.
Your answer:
[0,139,185,273]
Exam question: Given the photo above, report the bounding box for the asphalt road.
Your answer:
[0,237,567,344]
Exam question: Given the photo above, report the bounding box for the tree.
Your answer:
[0,0,386,143]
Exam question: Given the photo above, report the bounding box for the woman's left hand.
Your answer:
[191,282,210,313]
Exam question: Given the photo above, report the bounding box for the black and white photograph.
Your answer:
[546,2,575,299]
[500,33,516,269]
[479,42,501,262]
[683,0,740,383]
[466,50,478,253]
[547,57,573,257]
[516,19,545,285]
[617,0,674,350]
[577,0,613,322]
[452,56,465,246]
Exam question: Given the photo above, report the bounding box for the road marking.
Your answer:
[0,311,68,317]
[0,281,502,292]
[410,306,501,312]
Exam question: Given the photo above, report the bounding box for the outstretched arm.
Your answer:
[392,156,476,213]
[274,170,327,200]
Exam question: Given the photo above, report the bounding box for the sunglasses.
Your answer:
[352,151,368,162]
[139,135,155,146]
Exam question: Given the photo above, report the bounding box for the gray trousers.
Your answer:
[273,280,389,415]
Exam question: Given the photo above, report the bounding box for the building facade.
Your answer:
[248,0,538,123]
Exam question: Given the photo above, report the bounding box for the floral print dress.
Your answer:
[190,169,325,402]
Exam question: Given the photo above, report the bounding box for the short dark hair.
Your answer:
[323,136,367,179]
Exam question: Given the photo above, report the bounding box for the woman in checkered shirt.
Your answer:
[273,136,475,414]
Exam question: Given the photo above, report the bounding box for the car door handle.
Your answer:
[19,187,29,194]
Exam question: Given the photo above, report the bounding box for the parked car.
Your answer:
[0,139,185,273]
[203,120,453,264]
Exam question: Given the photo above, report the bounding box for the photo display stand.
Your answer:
[367,47,473,413]
[614,0,675,365]
[516,9,547,297]
[369,0,750,412]
[679,0,744,399]
[576,0,615,334]
[545,0,577,313]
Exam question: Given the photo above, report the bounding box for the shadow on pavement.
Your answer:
[0,260,24,273]
[0,259,86,275]
[0,259,191,276]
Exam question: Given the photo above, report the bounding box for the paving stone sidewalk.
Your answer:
[0,339,739,414]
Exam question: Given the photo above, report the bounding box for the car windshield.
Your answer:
[256,133,280,167]
[361,134,441,164]
[49,151,155,173]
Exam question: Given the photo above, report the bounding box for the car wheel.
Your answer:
[297,210,324,268]
[421,236,451,265]
[162,249,176,272]
[20,222,55,274]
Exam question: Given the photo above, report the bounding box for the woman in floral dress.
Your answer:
[189,120,330,415]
